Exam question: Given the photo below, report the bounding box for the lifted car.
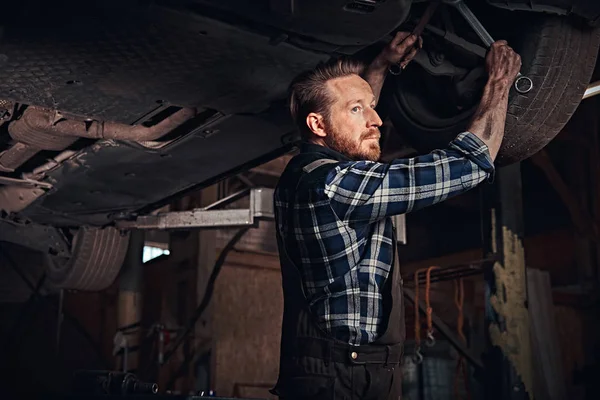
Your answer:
[1,0,599,294]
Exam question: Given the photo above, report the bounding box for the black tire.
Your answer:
[486,0,600,25]
[45,227,130,291]
[386,12,600,165]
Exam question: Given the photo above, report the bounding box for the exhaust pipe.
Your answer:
[1,106,197,172]
[9,107,197,143]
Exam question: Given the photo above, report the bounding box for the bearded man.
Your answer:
[271,31,521,400]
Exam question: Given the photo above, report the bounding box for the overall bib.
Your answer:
[271,153,406,400]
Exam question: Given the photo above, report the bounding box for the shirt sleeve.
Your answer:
[323,132,495,224]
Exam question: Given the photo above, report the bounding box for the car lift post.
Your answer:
[480,163,533,400]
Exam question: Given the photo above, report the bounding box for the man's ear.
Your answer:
[306,113,327,138]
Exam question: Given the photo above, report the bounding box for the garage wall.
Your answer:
[211,253,282,398]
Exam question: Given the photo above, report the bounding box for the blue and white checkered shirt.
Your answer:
[274,132,495,345]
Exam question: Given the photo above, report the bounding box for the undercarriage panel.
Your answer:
[19,109,296,226]
[0,3,328,123]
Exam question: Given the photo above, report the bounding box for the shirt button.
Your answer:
[351,351,358,360]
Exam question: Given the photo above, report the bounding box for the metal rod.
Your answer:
[405,264,481,281]
[389,1,440,75]
[444,0,532,94]
[403,288,485,373]
[404,256,498,282]
[117,188,274,230]
[0,176,53,189]
[406,268,484,286]
[413,1,441,37]
[424,24,487,58]
[202,188,251,211]
[452,0,494,47]
[583,81,600,100]
[117,209,254,230]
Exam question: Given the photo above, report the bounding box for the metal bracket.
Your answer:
[0,219,71,257]
[393,214,407,245]
[116,188,274,230]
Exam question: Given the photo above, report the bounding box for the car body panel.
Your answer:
[19,109,296,226]
[0,5,328,124]
[181,0,412,48]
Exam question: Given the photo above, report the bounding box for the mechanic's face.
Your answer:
[306,74,383,162]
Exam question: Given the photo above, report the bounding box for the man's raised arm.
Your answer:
[467,40,521,160]
[363,32,422,104]
[323,41,521,224]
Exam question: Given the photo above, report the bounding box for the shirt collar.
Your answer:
[299,141,352,162]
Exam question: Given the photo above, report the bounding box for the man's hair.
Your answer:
[289,57,366,140]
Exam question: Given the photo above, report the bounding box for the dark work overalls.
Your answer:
[270,151,406,400]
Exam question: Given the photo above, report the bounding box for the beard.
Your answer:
[323,121,381,162]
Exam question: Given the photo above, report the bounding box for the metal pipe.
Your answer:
[0,176,53,189]
[406,268,484,286]
[9,107,197,142]
[1,106,194,173]
[25,150,78,179]
[403,288,485,373]
[202,187,251,211]
[0,142,40,172]
[424,24,487,58]
[583,81,600,100]
[0,107,193,173]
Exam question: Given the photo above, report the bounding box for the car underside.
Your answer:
[1,0,599,291]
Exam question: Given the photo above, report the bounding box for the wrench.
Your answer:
[389,1,440,75]
[442,0,533,94]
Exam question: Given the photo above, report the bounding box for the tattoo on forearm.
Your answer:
[482,118,493,140]
[472,95,494,140]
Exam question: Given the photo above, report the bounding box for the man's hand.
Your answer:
[363,32,423,103]
[467,40,522,161]
[485,40,522,89]
[376,32,423,70]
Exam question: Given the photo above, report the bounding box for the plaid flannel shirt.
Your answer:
[274,132,495,345]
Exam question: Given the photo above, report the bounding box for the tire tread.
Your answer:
[46,227,130,291]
